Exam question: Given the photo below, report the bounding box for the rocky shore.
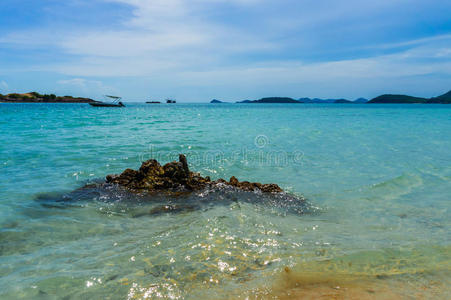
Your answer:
[105,154,283,194]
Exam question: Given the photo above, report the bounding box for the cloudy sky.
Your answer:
[0,0,450,102]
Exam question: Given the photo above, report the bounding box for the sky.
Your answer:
[0,0,450,102]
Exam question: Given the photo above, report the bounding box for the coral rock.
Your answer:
[105,154,283,194]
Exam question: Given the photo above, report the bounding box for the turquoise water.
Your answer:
[0,103,450,299]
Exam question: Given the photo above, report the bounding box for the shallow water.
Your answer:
[0,103,450,299]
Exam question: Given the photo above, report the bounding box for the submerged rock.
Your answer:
[105,154,283,194]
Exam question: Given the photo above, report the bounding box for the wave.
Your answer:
[366,172,423,201]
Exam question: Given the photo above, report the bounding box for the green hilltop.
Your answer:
[368,90,451,104]
[0,92,97,103]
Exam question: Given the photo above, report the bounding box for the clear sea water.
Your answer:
[0,103,450,299]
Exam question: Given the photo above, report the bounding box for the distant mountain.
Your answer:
[0,92,98,103]
[237,97,302,103]
[334,99,353,103]
[210,99,225,103]
[354,98,368,103]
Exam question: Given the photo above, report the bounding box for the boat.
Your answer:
[89,95,125,107]
[166,98,176,104]
[146,100,161,104]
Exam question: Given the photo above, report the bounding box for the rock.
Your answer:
[228,176,282,193]
[260,184,283,193]
[105,154,283,194]
[179,154,190,175]
[229,176,239,186]
[40,162,310,217]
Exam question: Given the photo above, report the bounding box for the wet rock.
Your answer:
[105,154,283,194]
[41,172,310,217]
[228,176,282,193]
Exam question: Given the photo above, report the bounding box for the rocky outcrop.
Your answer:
[105,154,283,194]
[35,155,312,217]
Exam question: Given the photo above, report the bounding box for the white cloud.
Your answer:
[57,0,275,60]
[361,34,451,51]
[50,39,451,79]
[176,50,451,85]
[57,78,117,97]
[60,29,208,57]
[46,40,451,100]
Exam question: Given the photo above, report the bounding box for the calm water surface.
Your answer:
[0,103,450,299]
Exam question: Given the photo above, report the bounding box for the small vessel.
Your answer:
[166,98,176,104]
[146,100,161,104]
[89,95,125,107]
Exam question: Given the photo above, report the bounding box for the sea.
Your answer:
[0,103,450,299]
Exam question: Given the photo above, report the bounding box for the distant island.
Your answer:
[217,97,368,104]
[210,90,451,104]
[237,97,301,103]
[368,95,427,104]
[299,97,367,103]
[334,99,353,103]
[0,92,98,103]
[368,90,451,104]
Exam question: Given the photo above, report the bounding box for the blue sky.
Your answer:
[0,0,450,102]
